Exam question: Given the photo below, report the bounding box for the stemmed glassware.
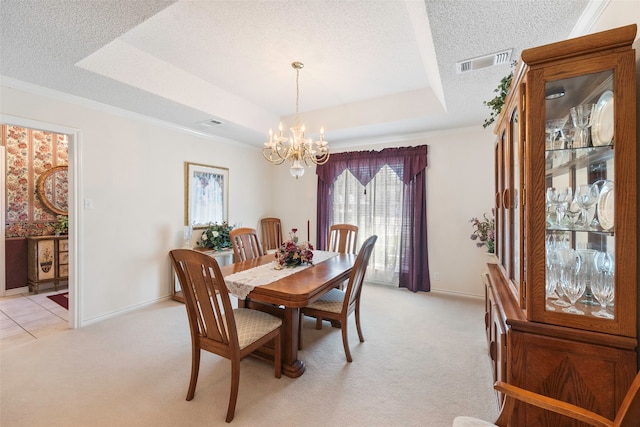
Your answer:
[570,104,595,148]
[557,248,585,314]
[546,117,568,149]
[592,251,615,319]
[556,187,573,227]
[575,184,599,229]
[564,199,582,229]
[546,187,559,227]
[577,249,599,306]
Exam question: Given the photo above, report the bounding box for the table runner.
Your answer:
[225,251,338,299]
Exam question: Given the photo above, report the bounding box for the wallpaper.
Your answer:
[3,125,68,237]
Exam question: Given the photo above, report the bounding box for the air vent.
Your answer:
[456,49,513,74]
[197,119,223,127]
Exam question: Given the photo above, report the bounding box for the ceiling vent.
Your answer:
[197,119,223,127]
[456,49,512,74]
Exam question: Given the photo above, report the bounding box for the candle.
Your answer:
[307,220,310,243]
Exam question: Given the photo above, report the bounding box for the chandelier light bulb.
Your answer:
[263,61,330,179]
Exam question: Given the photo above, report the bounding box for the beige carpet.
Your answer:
[0,284,498,426]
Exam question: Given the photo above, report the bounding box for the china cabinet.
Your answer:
[27,235,69,294]
[486,25,638,425]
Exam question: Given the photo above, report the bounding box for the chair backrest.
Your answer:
[260,217,282,251]
[328,224,359,254]
[343,235,377,313]
[169,249,238,351]
[230,227,265,261]
[616,369,640,427]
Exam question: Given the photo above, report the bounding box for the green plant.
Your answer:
[197,222,233,250]
[53,215,68,235]
[482,68,515,129]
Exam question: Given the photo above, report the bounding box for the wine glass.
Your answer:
[558,248,585,314]
[575,184,599,229]
[593,251,615,319]
[570,104,595,148]
[564,199,581,229]
[577,249,599,306]
[556,187,573,227]
[546,187,559,227]
[546,118,568,149]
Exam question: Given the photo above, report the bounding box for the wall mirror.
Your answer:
[37,165,68,216]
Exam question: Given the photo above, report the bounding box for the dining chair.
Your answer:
[327,224,359,254]
[299,235,377,362]
[169,249,282,423]
[452,373,640,427]
[260,217,282,252]
[229,227,265,262]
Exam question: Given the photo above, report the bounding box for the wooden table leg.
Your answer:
[281,306,305,378]
[244,300,306,378]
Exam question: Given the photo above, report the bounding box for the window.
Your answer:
[331,166,402,285]
[316,145,430,292]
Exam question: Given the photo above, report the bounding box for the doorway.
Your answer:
[0,115,79,328]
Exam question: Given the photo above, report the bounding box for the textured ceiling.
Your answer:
[0,0,590,147]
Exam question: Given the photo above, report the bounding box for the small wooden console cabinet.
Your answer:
[27,235,69,294]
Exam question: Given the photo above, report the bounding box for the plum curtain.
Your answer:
[316,145,430,292]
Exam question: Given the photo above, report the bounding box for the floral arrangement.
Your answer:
[197,222,233,251]
[277,228,314,267]
[470,211,495,254]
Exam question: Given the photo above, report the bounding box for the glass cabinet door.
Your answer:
[531,52,635,336]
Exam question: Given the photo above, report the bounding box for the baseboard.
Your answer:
[5,286,29,296]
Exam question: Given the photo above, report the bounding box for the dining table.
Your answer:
[218,251,356,378]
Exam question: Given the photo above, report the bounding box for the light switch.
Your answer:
[84,198,94,209]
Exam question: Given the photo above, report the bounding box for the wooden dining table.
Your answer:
[219,252,356,378]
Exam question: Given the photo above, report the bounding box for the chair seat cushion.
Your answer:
[306,288,345,314]
[452,416,497,427]
[233,308,282,349]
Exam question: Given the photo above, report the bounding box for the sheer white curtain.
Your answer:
[330,165,403,285]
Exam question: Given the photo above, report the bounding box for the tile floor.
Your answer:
[0,289,69,351]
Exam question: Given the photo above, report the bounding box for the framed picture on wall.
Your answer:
[184,162,229,228]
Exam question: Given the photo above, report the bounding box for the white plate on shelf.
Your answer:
[597,181,615,231]
[592,90,614,146]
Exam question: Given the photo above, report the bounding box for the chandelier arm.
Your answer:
[262,149,287,165]
[263,61,329,176]
[313,152,330,165]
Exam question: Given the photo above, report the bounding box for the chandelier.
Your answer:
[263,61,330,179]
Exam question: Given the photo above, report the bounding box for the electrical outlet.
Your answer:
[434,272,440,281]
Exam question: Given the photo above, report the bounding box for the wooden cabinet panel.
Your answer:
[510,331,635,425]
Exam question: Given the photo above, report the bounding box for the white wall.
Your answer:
[3,1,636,322]
[1,85,274,325]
